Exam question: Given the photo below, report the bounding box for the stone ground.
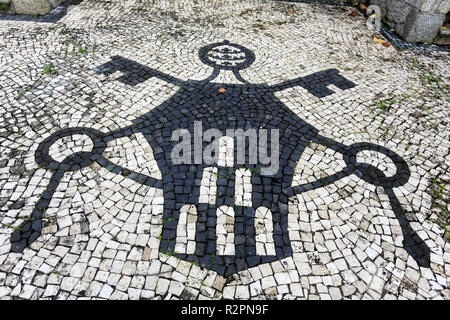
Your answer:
[0,0,449,300]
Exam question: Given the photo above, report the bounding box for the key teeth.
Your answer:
[175,204,198,255]
[173,203,277,258]
[216,205,235,256]
[255,206,276,256]
[174,166,277,259]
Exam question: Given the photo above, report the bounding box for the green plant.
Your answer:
[405,142,412,151]
[225,276,234,284]
[429,178,449,235]
[420,74,441,86]
[43,64,58,75]
[0,223,12,229]
[379,129,389,138]
[0,2,10,11]
[370,98,397,116]
[216,171,232,179]
[418,71,448,99]
[379,100,392,111]
[432,179,446,199]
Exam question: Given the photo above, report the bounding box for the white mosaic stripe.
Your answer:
[199,167,218,204]
[49,134,94,162]
[235,168,252,207]
[216,205,235,256]
[218,136,234,167]
[255,206,276,256]
[175,204,197,254]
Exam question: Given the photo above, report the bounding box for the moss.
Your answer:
[444,230,450,241]
[0,2,10,12]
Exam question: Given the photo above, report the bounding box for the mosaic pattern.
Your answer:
[0,0,449,300]
[9,41,432,277]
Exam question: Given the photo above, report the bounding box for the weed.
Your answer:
[429,177,449,234]
[419,71,448,99]
[225,276,234,284]
[379,129,389,138]
[405,142,412,151]
[43,64,58,75]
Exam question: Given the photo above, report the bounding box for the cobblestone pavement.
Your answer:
[0,0,449,300]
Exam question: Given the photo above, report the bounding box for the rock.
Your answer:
[70,263,87,278]
[11,0,64,15]
[369,0,447,43]
[12,0,50,15]
[98,284,114,299]
[341,284,356,297]
[168,281,184,296]
[403,10,446,43]
[10,239,27,253]
[0,287,12,298]
[235,285,250,299]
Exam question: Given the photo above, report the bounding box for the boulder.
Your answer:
[11,0,64,15]
[370,0,448,43]
[403,9,446,42]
